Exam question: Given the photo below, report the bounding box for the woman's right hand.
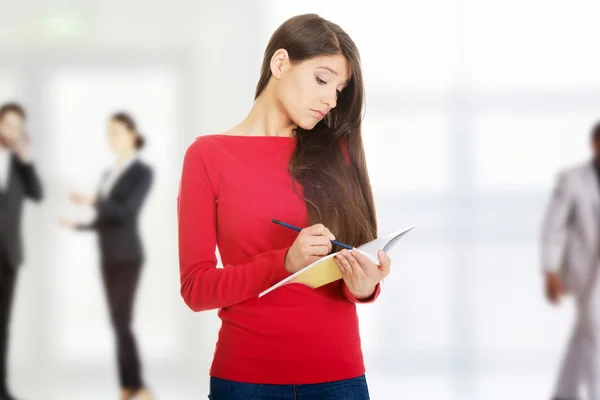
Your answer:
[284,223,335,274]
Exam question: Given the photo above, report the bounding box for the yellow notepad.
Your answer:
[259,225,415,297]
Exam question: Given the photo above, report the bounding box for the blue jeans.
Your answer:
[208,375,370,400]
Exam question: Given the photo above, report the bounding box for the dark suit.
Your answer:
[78,159,152,390]
[0,153,42,395]
[79,160,153,265]
[0,154,43,267]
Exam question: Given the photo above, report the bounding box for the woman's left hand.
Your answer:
[333,249,391,299]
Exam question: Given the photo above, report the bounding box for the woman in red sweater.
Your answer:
[178,13,392,400]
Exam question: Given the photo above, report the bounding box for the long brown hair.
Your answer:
[255,14,377,247]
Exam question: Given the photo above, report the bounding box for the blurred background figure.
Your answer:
[60,112,153,400]
[542,122,600,400]
[0,103,43,400]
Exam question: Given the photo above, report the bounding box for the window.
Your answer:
[474,112,596,191]
[464,0,600,90]
[363,111,451,194]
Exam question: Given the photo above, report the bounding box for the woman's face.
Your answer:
[107,119,135,153]
[273,52,350,130]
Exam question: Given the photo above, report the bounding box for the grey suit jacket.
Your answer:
[541,161,600,296]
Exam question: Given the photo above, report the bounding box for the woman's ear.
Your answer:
[270,48,289,79]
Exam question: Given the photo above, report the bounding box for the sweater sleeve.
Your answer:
[343,282,381,304]
[177,138,291,312]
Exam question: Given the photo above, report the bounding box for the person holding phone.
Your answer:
[0,102,43,400]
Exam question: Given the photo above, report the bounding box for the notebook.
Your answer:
[258,225,415,297]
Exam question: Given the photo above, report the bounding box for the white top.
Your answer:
[98,155,137,198]
[0,147,11,191]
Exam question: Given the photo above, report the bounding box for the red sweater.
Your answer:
[177,134,380,384]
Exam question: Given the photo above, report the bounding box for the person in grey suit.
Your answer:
[542,121,600,400]
[0,103,43,400]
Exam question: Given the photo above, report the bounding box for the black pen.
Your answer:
[271,219,354,250]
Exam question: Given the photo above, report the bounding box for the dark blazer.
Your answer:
[78,160,153,265]
[0,153,43,268]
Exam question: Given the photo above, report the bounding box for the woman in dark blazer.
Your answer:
[61,112,153,400]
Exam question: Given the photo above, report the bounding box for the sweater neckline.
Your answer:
[212,134,296,139]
